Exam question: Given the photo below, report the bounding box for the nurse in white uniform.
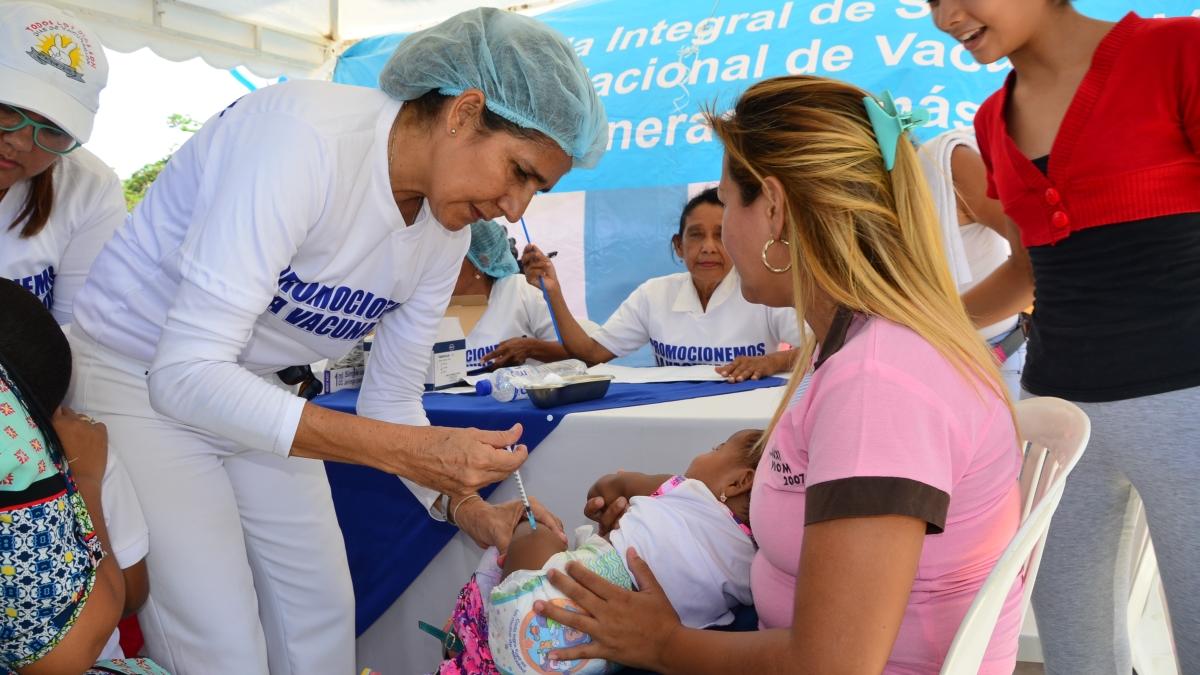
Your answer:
[66,9,605,675]
[0,3,150,661]
[453,220,568,369]
[523,188,803,380]
[918,129,1031,398]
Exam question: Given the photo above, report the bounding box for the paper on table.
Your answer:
[585,363,728,384]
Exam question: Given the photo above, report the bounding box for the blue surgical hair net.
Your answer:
[466,220,520,279]
[379,7,607,168]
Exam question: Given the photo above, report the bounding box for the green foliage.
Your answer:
[121,113,200,210]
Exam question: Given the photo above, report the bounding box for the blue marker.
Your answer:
[520,217,564,344]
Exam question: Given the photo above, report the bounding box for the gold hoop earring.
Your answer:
[761,238,792,274]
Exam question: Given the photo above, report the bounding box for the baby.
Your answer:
[432,429,763,675]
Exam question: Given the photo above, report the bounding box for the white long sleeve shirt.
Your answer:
[0,147,125,324]
[73,81,469,512]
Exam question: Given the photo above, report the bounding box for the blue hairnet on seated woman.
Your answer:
[64,6,597,673]
[381,7,607,168]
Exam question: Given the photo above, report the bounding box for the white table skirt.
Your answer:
[354,386,787,674]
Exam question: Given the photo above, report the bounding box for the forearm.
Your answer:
[770,349,799,374]
[291,402,429,476]
[655,626,798,675]
[961,258,1035,328]
[616,472,675,499]
[546,286,614,366]
[528,339,572,363]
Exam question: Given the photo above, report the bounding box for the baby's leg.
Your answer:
[501,521,568,579]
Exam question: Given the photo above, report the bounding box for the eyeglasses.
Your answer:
[0,104,80,155]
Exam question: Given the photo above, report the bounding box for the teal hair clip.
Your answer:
[863,91,930,171]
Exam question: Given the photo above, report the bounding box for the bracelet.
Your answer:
[449,494,482,526]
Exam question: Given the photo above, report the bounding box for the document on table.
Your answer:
[585,363,729,383]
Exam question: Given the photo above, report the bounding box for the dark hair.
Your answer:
[737,429,766,467]
[7,169,55,238]
[671,187,723,258]
[0,279,71,415]
[403,90,553,148]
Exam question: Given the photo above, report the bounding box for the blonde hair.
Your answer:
[706,75,1012,436]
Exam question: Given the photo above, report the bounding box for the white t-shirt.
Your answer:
[609,477,755,628]
[73,81,468,512]
[593,271,802,367]
[0,147,125,324]
[959,222,1016,340]
[464,275,558,369]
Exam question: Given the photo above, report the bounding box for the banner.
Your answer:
[337,1,1199,363]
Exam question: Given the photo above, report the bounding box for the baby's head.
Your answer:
[685,429,764,524]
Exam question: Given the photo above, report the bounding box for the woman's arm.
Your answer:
[539,514,925,675]
[951,146,1035,326]
[521,245,616,366]
[482,338,571,368]
[715,349,797,382]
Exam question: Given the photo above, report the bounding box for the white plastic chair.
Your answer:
[940,397,1090,675]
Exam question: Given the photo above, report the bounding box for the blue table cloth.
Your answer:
[316,378,784,634]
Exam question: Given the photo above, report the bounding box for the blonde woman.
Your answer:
[532,76,1024,674]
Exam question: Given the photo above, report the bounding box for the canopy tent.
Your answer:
[50,0,579,79]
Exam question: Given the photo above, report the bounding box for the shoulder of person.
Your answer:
[55,146,121,195]
[639,271,690,296]
[1129,13,1200,43]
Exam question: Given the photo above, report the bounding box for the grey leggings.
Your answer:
[1026,385,1200,674]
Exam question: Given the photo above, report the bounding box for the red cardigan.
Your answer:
[974,13,1200,247]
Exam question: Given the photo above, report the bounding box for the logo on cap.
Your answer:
[24,21,95,84]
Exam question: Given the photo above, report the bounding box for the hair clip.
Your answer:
[863,91,929,171]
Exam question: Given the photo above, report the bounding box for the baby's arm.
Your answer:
[500,520,568,580]
[585,472,674,536]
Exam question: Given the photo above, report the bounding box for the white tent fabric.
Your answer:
[49,0,577,79]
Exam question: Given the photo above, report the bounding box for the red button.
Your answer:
[1044,188,1061,205]
[1052,211,1070,229]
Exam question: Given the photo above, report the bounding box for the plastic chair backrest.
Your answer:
[939,397,1090,675]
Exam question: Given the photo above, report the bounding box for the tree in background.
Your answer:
[122,114,200,210]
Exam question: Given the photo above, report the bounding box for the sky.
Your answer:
[89,48,278,179]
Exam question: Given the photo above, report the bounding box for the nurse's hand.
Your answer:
[407,424,529,496]
[454,495,567,552]
[482,337,540,368]
[716,351,792,382]
[520,244,560,295]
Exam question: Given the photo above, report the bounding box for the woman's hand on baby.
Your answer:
[407,424,527,496]
[520,245,560,295]
[455,495,566,552]
[52,406,108,483]
[536,548,682,669]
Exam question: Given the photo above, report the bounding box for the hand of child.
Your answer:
[584,473,629,536]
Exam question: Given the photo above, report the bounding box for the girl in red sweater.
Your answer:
[929,1,1200,673]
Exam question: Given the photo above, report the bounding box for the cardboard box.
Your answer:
[322,365,365,393]
[424,317,467,390]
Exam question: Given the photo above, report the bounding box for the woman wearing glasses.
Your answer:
[0,2,126,327]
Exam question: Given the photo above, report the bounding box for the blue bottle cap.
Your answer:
[475,379,493,396]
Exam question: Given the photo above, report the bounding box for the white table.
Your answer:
[354,386,786,674]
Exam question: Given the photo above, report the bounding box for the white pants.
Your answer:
[67,329,355,675]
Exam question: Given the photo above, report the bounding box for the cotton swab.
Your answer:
[519,217,565,344]
[507,445,537,530]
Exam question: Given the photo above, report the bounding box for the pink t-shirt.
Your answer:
[750,315,1023,674]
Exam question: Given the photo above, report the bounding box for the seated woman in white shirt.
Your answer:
[522,188,802,380]
[454,219,583,369]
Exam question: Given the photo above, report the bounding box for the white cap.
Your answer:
[0,2,108,143]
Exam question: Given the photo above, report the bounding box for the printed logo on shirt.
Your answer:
[10,266,55,311]
[767,444,805,489]
[465,343,499,369]
[265,267,401,341]
[648,339,766,367]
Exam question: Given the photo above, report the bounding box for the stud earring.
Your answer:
[450,128,457,136]
[719,492,727,503]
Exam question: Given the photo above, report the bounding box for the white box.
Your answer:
[425,317,467,390]
[322,365,365,393]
